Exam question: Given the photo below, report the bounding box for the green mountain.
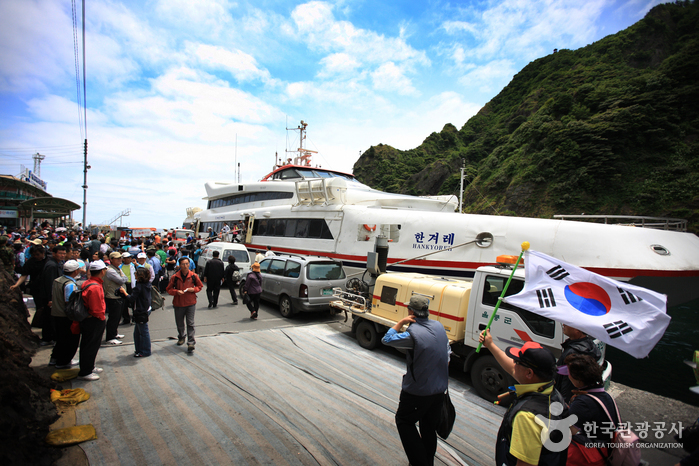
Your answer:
[353,1,699,232]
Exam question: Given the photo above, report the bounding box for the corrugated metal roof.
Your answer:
[74,325,504,465]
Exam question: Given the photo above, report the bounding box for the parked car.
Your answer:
[240,254,346,317]
[197,242,252,278]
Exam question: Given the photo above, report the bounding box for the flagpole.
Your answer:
[476,241,530,353]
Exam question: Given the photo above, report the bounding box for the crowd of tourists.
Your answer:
[0,222,216,381]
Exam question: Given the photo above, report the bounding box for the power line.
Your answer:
[72,0,84,141]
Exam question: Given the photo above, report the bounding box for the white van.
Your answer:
[197,242,251,278]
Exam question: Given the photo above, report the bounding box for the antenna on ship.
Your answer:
[285,120,317,167]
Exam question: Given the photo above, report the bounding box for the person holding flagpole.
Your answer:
[479,329,569,466]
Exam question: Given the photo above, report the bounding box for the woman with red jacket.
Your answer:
[166,257,203,353]
[78,260,108,381]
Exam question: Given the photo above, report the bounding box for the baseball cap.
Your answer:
[63,260,80,272]
[89,260,107,271]
[505,341,556,378]
[407,295,430,317]
[137,252,147,259]
[122,252,132,258]
[109,251,122,259]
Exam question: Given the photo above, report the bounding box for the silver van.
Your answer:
[241,255,346,317]
[197,242,251,278]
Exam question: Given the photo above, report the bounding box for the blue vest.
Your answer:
[402,318,449,396]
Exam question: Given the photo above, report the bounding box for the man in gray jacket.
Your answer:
[382,295,451,466]
[103,251,128,345]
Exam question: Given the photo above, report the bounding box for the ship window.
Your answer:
[284,219,297,237]
[250,218,333,240]
[280,169,301,179]
[297,169,315,178]
[315,171,333,178]
[482,275,555,339]
[380,286,398,306]
[295,219,309,237]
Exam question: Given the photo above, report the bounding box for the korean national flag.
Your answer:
[503,250,670,359]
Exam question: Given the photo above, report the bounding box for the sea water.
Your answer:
[606,298,699,407]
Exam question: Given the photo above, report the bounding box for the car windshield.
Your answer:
[307,262,345,280]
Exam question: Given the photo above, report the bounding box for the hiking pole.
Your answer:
[476,241,529,353]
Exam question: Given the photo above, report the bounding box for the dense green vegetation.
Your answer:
[354,1,699,231]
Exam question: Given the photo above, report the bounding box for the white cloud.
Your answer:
[458,59,517,94]
[186,43,272,83]
[442,20,478,36]
[0,0,74,94]
[441,0,610,62]
[154,0,234,38]
[318,53,360,77]
[371,62,417,95]
[290,1,429,71]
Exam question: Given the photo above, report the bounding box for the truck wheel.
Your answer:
[471,355,512,403]
[279,295,294,318]
[356,320,379,350]
[238,280,245,298]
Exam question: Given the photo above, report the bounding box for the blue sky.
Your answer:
[0,0,664,229]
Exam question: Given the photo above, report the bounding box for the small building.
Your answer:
[0,175,80,230]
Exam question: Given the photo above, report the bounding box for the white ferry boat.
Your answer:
[188,122,699,306]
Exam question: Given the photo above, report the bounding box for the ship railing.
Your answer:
[553,214,687,232]
[295,179,335,206]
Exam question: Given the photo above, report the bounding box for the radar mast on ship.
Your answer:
[274,120,318,170]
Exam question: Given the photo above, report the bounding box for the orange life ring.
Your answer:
[363,224,376,232]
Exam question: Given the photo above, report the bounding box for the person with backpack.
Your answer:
[242,262,262,319]
[166,257,203,353]
[78,260,108,381]
[50,260,82,369]
[223,255,240,305]
[165,249,177,279]
[562,353,632,466]
[123,267,153,358]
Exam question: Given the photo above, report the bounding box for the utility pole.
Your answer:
[459,159,465,214]
[82,139,88,226]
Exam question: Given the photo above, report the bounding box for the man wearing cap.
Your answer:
[135,252,155,283]
[103,252,128,345]
[120,252,137,325]
[51,260,82,369]
[381,295,451,466]
[78,260,109,381]
[479,329,568,466]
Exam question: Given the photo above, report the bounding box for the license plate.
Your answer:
[322,288,334,296]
